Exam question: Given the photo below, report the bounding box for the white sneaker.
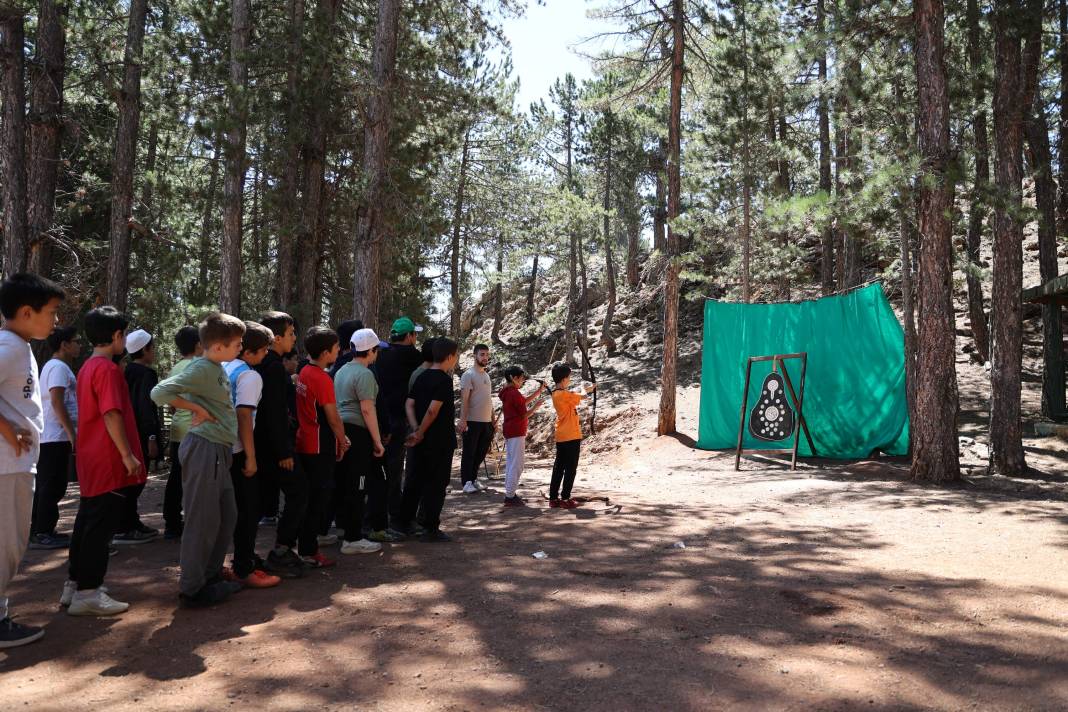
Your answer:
[67,589,129,617]
[474,480,487,491]
[462,481,478,494]
[340,538,383,555]
[317,534,338,546]
[60,581,109,607]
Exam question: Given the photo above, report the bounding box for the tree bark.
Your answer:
[1059,0,1068,231]
[26,0,67,278]
[220,0,251,316]
[526,253,538,323]
[1022,2,1066,418]
[450,127,471,339]
[196,142,221,305]
[911,0,961,482]
[274,0,304,311]
[1,11,28,277]
[739,0,752,303]
[839,0,863,289]
[989,0,1028,476]
[104,0,148,311]
[652,139,667,252]
[352,0,401,329]
[491,236,503,345]
[601,108,617,350]
[965,0,991,364]
[625,186,640,288]
[657,0,684,436]
[817,0,833,293]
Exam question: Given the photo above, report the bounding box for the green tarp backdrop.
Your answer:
[697,283,910,459]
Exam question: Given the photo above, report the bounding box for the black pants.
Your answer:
[260,468,280,519]
[549,440,581,500]
[164,441,184,533]
[384,422,411,528]
[230,451,260,578]
[298,451,335,556]
[401,446,454,532]
[459,422,493,484]
[68,485,136,590]
[261,457,307,550]
[338,424,377,541]
[32,441,72,536]
[118,480,146,532]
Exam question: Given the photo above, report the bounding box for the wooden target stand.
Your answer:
[735,352,815,471]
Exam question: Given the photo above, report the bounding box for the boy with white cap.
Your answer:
[116,327,159,543]
[334,328,386,554]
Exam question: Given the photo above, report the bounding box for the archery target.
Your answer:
[748,372,796,442]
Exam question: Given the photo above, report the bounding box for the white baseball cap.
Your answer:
[126,329,153,354]
[350,328,381,352]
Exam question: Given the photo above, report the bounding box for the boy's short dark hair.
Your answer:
[551,363,572,385]
[241,321,273,355]
[420,337,437,363]
[260,311,294,340]
[199,312,246,348]
[305,326,339,359]
[432,337,458,364]
[46,326,78,352]
[174,325,200,356]
[473,343,489,355]
[336,319,363,350]
[84,306,129,346]
[503,365,525,382]
[0,272,65,319]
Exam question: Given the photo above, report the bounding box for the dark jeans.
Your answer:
[32,441,72,536]
[401,446,454,532]
[68,485,135,590]
[549,440,581,500]
[384,423,410,528]
[260,468,280,519]
[261,457,307,550]
[338,424,378,541]
[459,422,493,484]
[118,480,147,532]
[298,451,335,556]
[164,441,184,533]
[230,451,260,578]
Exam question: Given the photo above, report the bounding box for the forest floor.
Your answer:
[2,369,1067,711]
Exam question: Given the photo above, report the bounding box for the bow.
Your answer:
[574,330,597,435]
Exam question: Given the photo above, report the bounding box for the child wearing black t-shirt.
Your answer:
[402,338,459,542]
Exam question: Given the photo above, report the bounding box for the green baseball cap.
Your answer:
[390,316,424,336]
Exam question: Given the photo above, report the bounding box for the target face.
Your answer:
[748,372,796,442]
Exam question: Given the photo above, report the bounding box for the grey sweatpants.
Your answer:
[0,473,33,620]
[178,434,237,597]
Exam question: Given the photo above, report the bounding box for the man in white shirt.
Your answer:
[458,344,495,494]
[30,326,81,550]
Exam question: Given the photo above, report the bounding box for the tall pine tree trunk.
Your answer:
[911,0,961,482]
[657,0,684,436]
[602,128,617,349]
[220,0,251,316]
[817,0,834,294]
[1,11,28,277]
[965,0,991,364]
[739,0,752,303]
[989,0,1027,476]
[839,0,863,289]
[275,0,304,311]
[352,0,400,329]
[491,236,503,345]
[449,128,470,339]
[526,253,538,323]
[27,0,67,278]
[1059,0,1068,230]
[625,186,640,288]
[196,142,221,305]
[104,0,148,311]
[652,138,667,251]
[1022,2,1066,418]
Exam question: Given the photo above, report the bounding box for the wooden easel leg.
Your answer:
[780,361,816,455]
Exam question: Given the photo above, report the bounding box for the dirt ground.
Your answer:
[2,381,1067,712]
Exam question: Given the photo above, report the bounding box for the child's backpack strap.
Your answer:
[227,361,250,405]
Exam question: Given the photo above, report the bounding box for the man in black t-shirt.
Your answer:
[401,337,459,542]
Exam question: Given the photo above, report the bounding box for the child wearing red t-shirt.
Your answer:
[295,327,349,568]
[63,307,147,617]
[498,366,546,507]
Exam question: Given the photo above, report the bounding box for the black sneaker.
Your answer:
[28,532,71,550]
[134,521,159,537]
[112,529,156,545]
[0,617,45,649]
[258,516,278,527]
[419,529,453,543]
[163,526,183,540]
[503,496,526,508]
[178,580,239,609]
[265,548,307,579]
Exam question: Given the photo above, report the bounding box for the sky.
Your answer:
[499,0,618,112]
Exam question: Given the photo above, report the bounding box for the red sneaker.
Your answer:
[303,552,337,569]
[245,569,282,588]
[560,499,579,509]
[549,498,562,508]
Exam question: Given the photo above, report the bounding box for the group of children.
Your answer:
[0,273,594,649]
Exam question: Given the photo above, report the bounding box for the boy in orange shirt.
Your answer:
[548,363,595,509]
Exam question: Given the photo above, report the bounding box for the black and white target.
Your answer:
[748,372,796,442]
